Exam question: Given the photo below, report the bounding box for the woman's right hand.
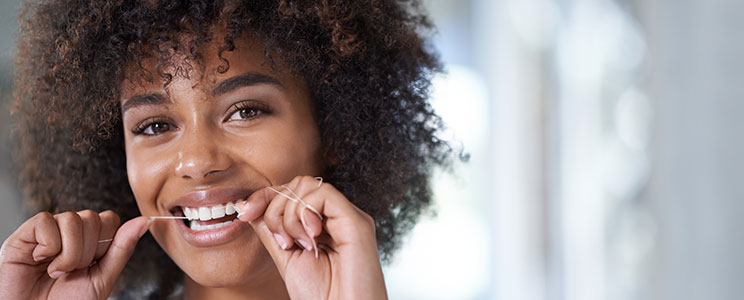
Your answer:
[0,211,150,300]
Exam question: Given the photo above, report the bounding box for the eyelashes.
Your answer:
[131,100,273,137]
[224,100,272,122]
[132,116,173,136]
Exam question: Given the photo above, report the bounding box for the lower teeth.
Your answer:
[189,219,233,231]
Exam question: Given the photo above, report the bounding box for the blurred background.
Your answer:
[1,0,743,299]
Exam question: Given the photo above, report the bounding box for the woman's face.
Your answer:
[120,35,322,287]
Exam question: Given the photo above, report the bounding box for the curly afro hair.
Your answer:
[13,0,452,297]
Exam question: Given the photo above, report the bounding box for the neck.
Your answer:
[183,266,289,300]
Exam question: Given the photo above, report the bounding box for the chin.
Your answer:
[185,253,276,288]
[153,221,276,288]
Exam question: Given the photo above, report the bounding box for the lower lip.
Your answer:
[176,217,248,247]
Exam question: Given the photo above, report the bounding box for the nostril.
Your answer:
[204,169,223,178]
[175,148,232,180]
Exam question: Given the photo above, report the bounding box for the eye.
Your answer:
[228,108,261,121]
[132,118,174,136]
[225,101,271,122]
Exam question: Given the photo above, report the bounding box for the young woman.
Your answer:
[1,0,453,298]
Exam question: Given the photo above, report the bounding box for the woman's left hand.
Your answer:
[236,176,387,300]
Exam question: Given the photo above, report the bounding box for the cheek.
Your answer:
[243,125,322,184]
[125,143,172,213]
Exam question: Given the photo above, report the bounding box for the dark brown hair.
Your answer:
[13,0,452,297]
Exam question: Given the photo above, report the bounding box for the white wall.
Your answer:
[643,0,744,299]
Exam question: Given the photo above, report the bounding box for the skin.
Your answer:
[0,34,387,299]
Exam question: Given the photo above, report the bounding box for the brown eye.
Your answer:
[146,122,170,135]
[227,107,262,121]
[135,121,172,136]
[224,100,272,123]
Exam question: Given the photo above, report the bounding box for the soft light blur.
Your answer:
[2,1,743,299]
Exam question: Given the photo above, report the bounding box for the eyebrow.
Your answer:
[212,73,284,96]
[121,93,167,113]
[122,73,283,113]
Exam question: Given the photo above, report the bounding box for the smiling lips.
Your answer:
[169,187,254,246]
[182,202,239,231]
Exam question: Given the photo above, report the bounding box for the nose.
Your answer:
[174,129,232,181]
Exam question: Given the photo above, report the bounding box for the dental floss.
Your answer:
[95,216,187,243]
[266,186,323,221]
[277,184,320,255]
[96,180,328,250]
[279,185,319,257]
[266,185,321,258]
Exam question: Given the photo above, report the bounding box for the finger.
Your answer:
[47,212,83,278]
[301,183,376,243]
[91,216,149,295]
[298,203,323,240]
[236,188,273,223]
[237,188,297,251]
[76,210,101,269]
[30,212,62,262]
[263,192,295,250]
[95,211,120,260]
[284,176,320,199]
[234,176,317,222]
[286,176,324,238]
[4,212,62,264]
[282,198,313,251]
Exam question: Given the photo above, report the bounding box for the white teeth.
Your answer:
[211,205,226,219]
[198,207,211,221]
[188,219,233,232]
[181,202,239,221]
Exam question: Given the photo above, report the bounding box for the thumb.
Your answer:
[92,216,150,294]
[246,218,292,276]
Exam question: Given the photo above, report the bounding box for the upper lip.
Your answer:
[166,187,255,211]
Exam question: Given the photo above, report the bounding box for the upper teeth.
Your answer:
[182,202,238,221]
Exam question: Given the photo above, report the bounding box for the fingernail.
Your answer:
[273,233,289,250]
[139,220,152,238]
[49,271,66,279]
[235,201,249,219]
[298,239,313,251]
[236,200,249,211]
[33,255,49,262]
[236,203,246,217]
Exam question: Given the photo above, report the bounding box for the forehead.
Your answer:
[119,34,291,100]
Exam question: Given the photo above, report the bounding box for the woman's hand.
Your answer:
[0,211,150,300]
[237,176,388,300]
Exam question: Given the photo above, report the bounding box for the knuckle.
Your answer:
[319,183,337,193]
[363,212,375,224]
[289,176,303,186]
[35,211,54,222]
[100,210,121,227]
[358,212,376,233]
[56,211,81,225]
[299,175,314,185]
[31,212,56,229]
[78,209,96,218]
[82,211,102,227]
